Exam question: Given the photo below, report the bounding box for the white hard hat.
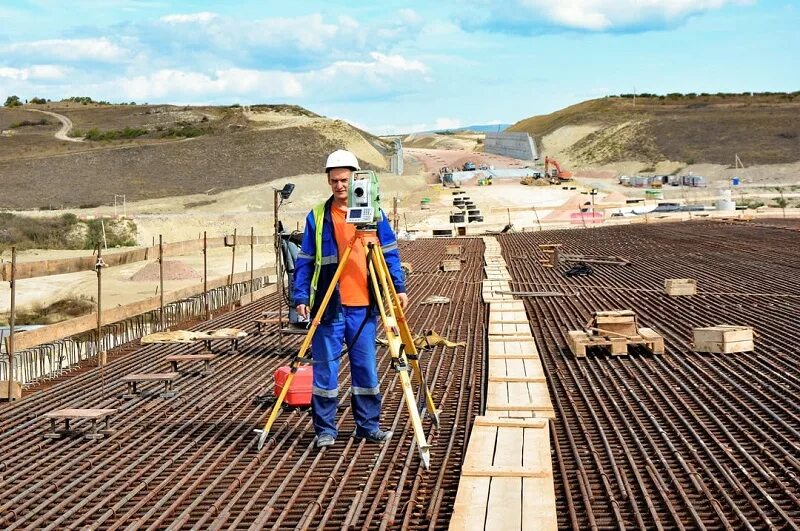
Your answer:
[325,149,360,172]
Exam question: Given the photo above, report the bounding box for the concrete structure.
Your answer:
[389,138,404,175]
[484,132,537,161]
[445,168,540,184]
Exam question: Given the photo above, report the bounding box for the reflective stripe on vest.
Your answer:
[309,201,339,309]
[309,203,325,310]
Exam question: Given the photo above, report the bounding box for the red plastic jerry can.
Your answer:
[274,365,314,407]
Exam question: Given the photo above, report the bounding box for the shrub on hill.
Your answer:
[73,127,149,141]
[4,95,22,107]
[160,122,210,138]
[10,119,51,128]
[0,213,137,251]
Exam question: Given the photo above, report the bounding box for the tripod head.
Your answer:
[346,170,382,229]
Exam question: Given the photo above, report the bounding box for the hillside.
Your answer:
[508,94,800,166]
[0,102,389,210]
[400,132,483,151]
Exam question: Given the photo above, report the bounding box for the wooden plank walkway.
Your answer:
[450,237,557,530]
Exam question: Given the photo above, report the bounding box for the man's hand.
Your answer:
[397,292,409,311]
[296,304,309,320]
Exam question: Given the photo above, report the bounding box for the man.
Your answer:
[293,149,409,448]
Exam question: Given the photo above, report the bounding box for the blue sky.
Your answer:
[0,0,797,134]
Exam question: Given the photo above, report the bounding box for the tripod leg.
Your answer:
[256,236,357,450]
[366,251,431,469]
[372,247,441,428]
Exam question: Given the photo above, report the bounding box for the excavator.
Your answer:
[544,156,573,182]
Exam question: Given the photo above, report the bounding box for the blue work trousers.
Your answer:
[311,305,382,438]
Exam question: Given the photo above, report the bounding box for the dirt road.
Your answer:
[405,147,531,175]
[25,108,83,142]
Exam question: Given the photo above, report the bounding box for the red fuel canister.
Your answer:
[274,365,313,407]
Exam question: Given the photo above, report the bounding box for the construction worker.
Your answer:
[294,149,408,448]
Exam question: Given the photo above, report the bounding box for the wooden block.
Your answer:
[665,278,697,296]
[610,337,629,356]
[568,330,589,357]
[0,380,22,400]
[594,310,636,324]
[442,259,462,272]
[638,327,665,354]
[692,325,754,353]
[445,244,463,255]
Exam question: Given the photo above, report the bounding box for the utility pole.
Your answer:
[203,231,209,320]
[6,247,16,401]
[159,235,165,330]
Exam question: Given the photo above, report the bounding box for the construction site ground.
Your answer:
[0,238,486,529]
[2,219,799,528]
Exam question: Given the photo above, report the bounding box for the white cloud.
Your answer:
[245,14,339,51]
[107,51,427,102]
[302,52,428,95]
[115,68,303,101]
[398,9,423,25]
[464,0,749,32]
[160,12,218,24]
[5,38,127,62]
[0,65,69,80]
[434,117,462,129]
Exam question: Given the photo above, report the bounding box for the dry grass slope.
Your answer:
[0,103,389,210]
[508,95,800,165]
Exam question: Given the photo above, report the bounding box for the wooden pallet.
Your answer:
[568,326,665,357]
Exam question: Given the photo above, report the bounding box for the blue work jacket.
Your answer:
[293,196,406,323]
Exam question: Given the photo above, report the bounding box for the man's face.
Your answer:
[328,167,352,203]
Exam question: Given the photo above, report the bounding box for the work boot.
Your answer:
[355,429,393,445]
[316,434,335,448]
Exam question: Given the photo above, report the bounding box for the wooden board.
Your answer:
[488,339,539,359]
[0,380,23,400]
[450,417,556,530]
[44,408,117,419]
[122,372,179,382]
[486,381,555,419]
[163,354,216,362]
